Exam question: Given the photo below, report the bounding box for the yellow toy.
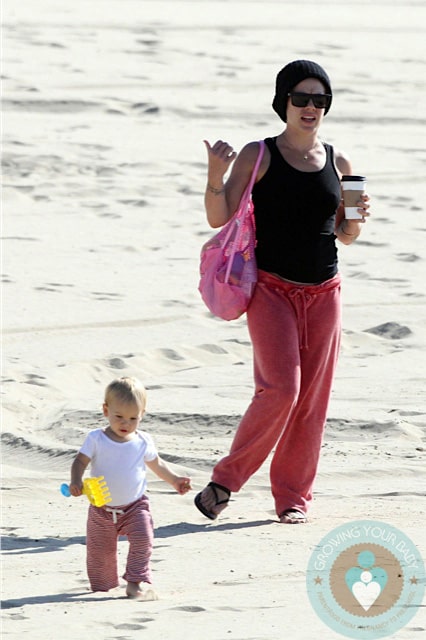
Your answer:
[60,476,112,507]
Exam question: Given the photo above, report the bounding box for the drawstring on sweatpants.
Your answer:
[260,270,341,351]
[288,288,313,350]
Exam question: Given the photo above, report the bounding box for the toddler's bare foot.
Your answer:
[126,581,159,601]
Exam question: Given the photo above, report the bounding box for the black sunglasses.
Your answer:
[288,92,332,109]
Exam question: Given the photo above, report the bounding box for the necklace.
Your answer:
[281,135,318,161]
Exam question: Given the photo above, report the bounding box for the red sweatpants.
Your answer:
[86,495,153,591]
[212,270,341,516]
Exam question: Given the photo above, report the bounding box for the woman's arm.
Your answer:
[334,149,370,245]
[204,140,267,228]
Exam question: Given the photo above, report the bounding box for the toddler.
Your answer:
[69,376,191,600]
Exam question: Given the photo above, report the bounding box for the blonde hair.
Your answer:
[104,377,147,411]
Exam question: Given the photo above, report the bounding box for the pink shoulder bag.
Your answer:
[198,140,265,320]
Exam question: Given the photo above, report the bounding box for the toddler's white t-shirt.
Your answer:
[79,428,158,506]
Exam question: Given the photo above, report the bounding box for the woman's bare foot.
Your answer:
[126,581,159,601]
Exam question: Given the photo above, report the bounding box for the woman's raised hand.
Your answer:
[204,139,237,176]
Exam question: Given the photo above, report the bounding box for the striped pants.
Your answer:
[212,270,342,516]
[86,495,153,592]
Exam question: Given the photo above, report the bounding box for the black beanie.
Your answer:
[272,60,332,122]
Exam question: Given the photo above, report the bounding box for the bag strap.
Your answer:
[242,139,265,202]
[223,140,265,282]
[223,139,265,243]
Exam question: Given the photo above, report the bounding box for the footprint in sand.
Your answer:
[107,357,128,370]
[91,291,124,301]
[35,282,74,293]
[364,322,412,340]
[158,348,185,361]
[24,373,47,386]
[395,253,420,262]
[113,623,148,630]
[131,102,160,115]
[171,606,206,612]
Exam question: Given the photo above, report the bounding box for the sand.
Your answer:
[2,1,425,638]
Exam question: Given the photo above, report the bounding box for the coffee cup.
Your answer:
[341,175,366,219]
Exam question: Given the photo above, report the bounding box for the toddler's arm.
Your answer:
[146,456,191,495]
[69,452,91,496]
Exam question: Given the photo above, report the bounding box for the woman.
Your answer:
[195,60,370,524]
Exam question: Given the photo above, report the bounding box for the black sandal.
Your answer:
[279,508,307,524]
[194,482,231,520]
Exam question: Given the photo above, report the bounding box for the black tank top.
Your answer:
[252,137,341,283]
